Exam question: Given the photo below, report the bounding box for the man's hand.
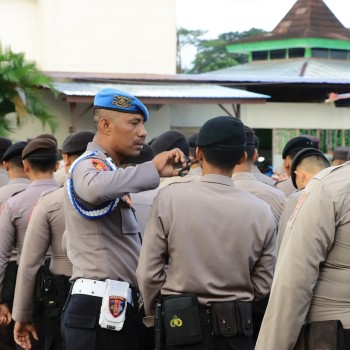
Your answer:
[152,148,187,177]
[14,321,39,350]
[0,303,11,326]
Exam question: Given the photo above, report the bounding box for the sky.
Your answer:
[176,0,350,38]
[176,0,350,67]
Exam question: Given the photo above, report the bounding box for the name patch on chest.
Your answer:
[91,159,108,172]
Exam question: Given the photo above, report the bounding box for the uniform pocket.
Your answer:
[66,313,97,329]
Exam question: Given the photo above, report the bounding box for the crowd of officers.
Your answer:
[0,87,349,350]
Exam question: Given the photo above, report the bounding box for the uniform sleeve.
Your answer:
[12,200,50,321]
[250,210,276,300]
[73,160,160,205]
[256,179,335,350]
[136,193,168,317]
[0,202,16,300]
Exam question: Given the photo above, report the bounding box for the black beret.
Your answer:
[2,141,28,162]
[244,126,255,149]
[62,131,95,155]
[0,137,12,159]
[306,135,320,150]
[282,136,315,159]
[332,146,350,161]
[290,148,329,189]
[196,116,246,151]
[151,130,189,156]
[22,138,58,159]
[188,133,199,149]
[121,144,155,165]
[254,135,260,149]
[34,133,58,146]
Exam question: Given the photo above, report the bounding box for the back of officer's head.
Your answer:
[332,146,350,165]
[244,126,256,161]
[22,138,58,172]
[151,130,189,157]
[196,116,246,170]
[62,131,95,159]
[2,141,28,170]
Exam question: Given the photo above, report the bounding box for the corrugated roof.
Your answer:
[204,58,350,80]
[53,82,270,101]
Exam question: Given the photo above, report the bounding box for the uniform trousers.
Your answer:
[61,294,146,350]
[0,321,16,350]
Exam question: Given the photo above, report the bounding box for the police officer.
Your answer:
[331,146,350,166]
[137,116,276,350]
[0,141,30,205]
[232,126,286,226]
[121,144,158,237]
[275,135,316,196]
[277,148,330,253]
[12,131,94,350]
[0,137,13,188]
[0,141,30,350]
[61,88,186,350]
[256,162,350,349]
[0,138,60,349]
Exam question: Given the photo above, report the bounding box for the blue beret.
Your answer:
[2,141,28,162]
[94,88,149,122]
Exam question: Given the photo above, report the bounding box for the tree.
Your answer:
[178,28,267,74]
[176,28,206,73]
[0,44,58,136]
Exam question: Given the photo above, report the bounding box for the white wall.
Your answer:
[0,0,177,74]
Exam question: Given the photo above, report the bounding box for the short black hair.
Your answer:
[26,157,57,172]
[201,147,243,170]
[7,158,24,169]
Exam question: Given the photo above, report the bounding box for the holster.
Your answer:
[211,301,253,338]
[2,261,18,306]
[295,320,345,350]
[162,293,202,346]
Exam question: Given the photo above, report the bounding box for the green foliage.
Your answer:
[177,27,267,74]
[0,44,58,134]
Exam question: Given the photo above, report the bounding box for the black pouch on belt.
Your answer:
[211,301,238,337]
[162,293,202,346]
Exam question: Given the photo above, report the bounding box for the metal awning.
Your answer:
[53,82,270,105]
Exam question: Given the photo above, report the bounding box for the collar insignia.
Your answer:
[112,95,132,108]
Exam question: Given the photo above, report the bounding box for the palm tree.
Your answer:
[0,44,58,136]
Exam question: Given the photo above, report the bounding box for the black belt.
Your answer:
[198,306,211,326]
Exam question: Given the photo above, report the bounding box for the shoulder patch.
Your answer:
[287,189,309,228]
[91,159,108,172]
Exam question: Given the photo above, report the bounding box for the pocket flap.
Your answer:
[65,313,97,329]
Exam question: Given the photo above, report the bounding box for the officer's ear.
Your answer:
[252,149,258,163]
[22,159,30,173]
[2,161,9,172]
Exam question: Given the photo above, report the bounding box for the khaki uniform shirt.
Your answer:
[275,176,295,196]
[256,163,350,350]
[137,174,276,316]
[251,165,276,186]
[0,168,9,188]
[12,187,72,322]
[0,179,59,298]
[0,178,31,262]
[63,142,159,287]
[159,167,201,189]
[277,189,302,253]
[232,172,286,226]
[0,178,31,206]
[130,188,159,237]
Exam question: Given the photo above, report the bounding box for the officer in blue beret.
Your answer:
[61,88,187,350]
